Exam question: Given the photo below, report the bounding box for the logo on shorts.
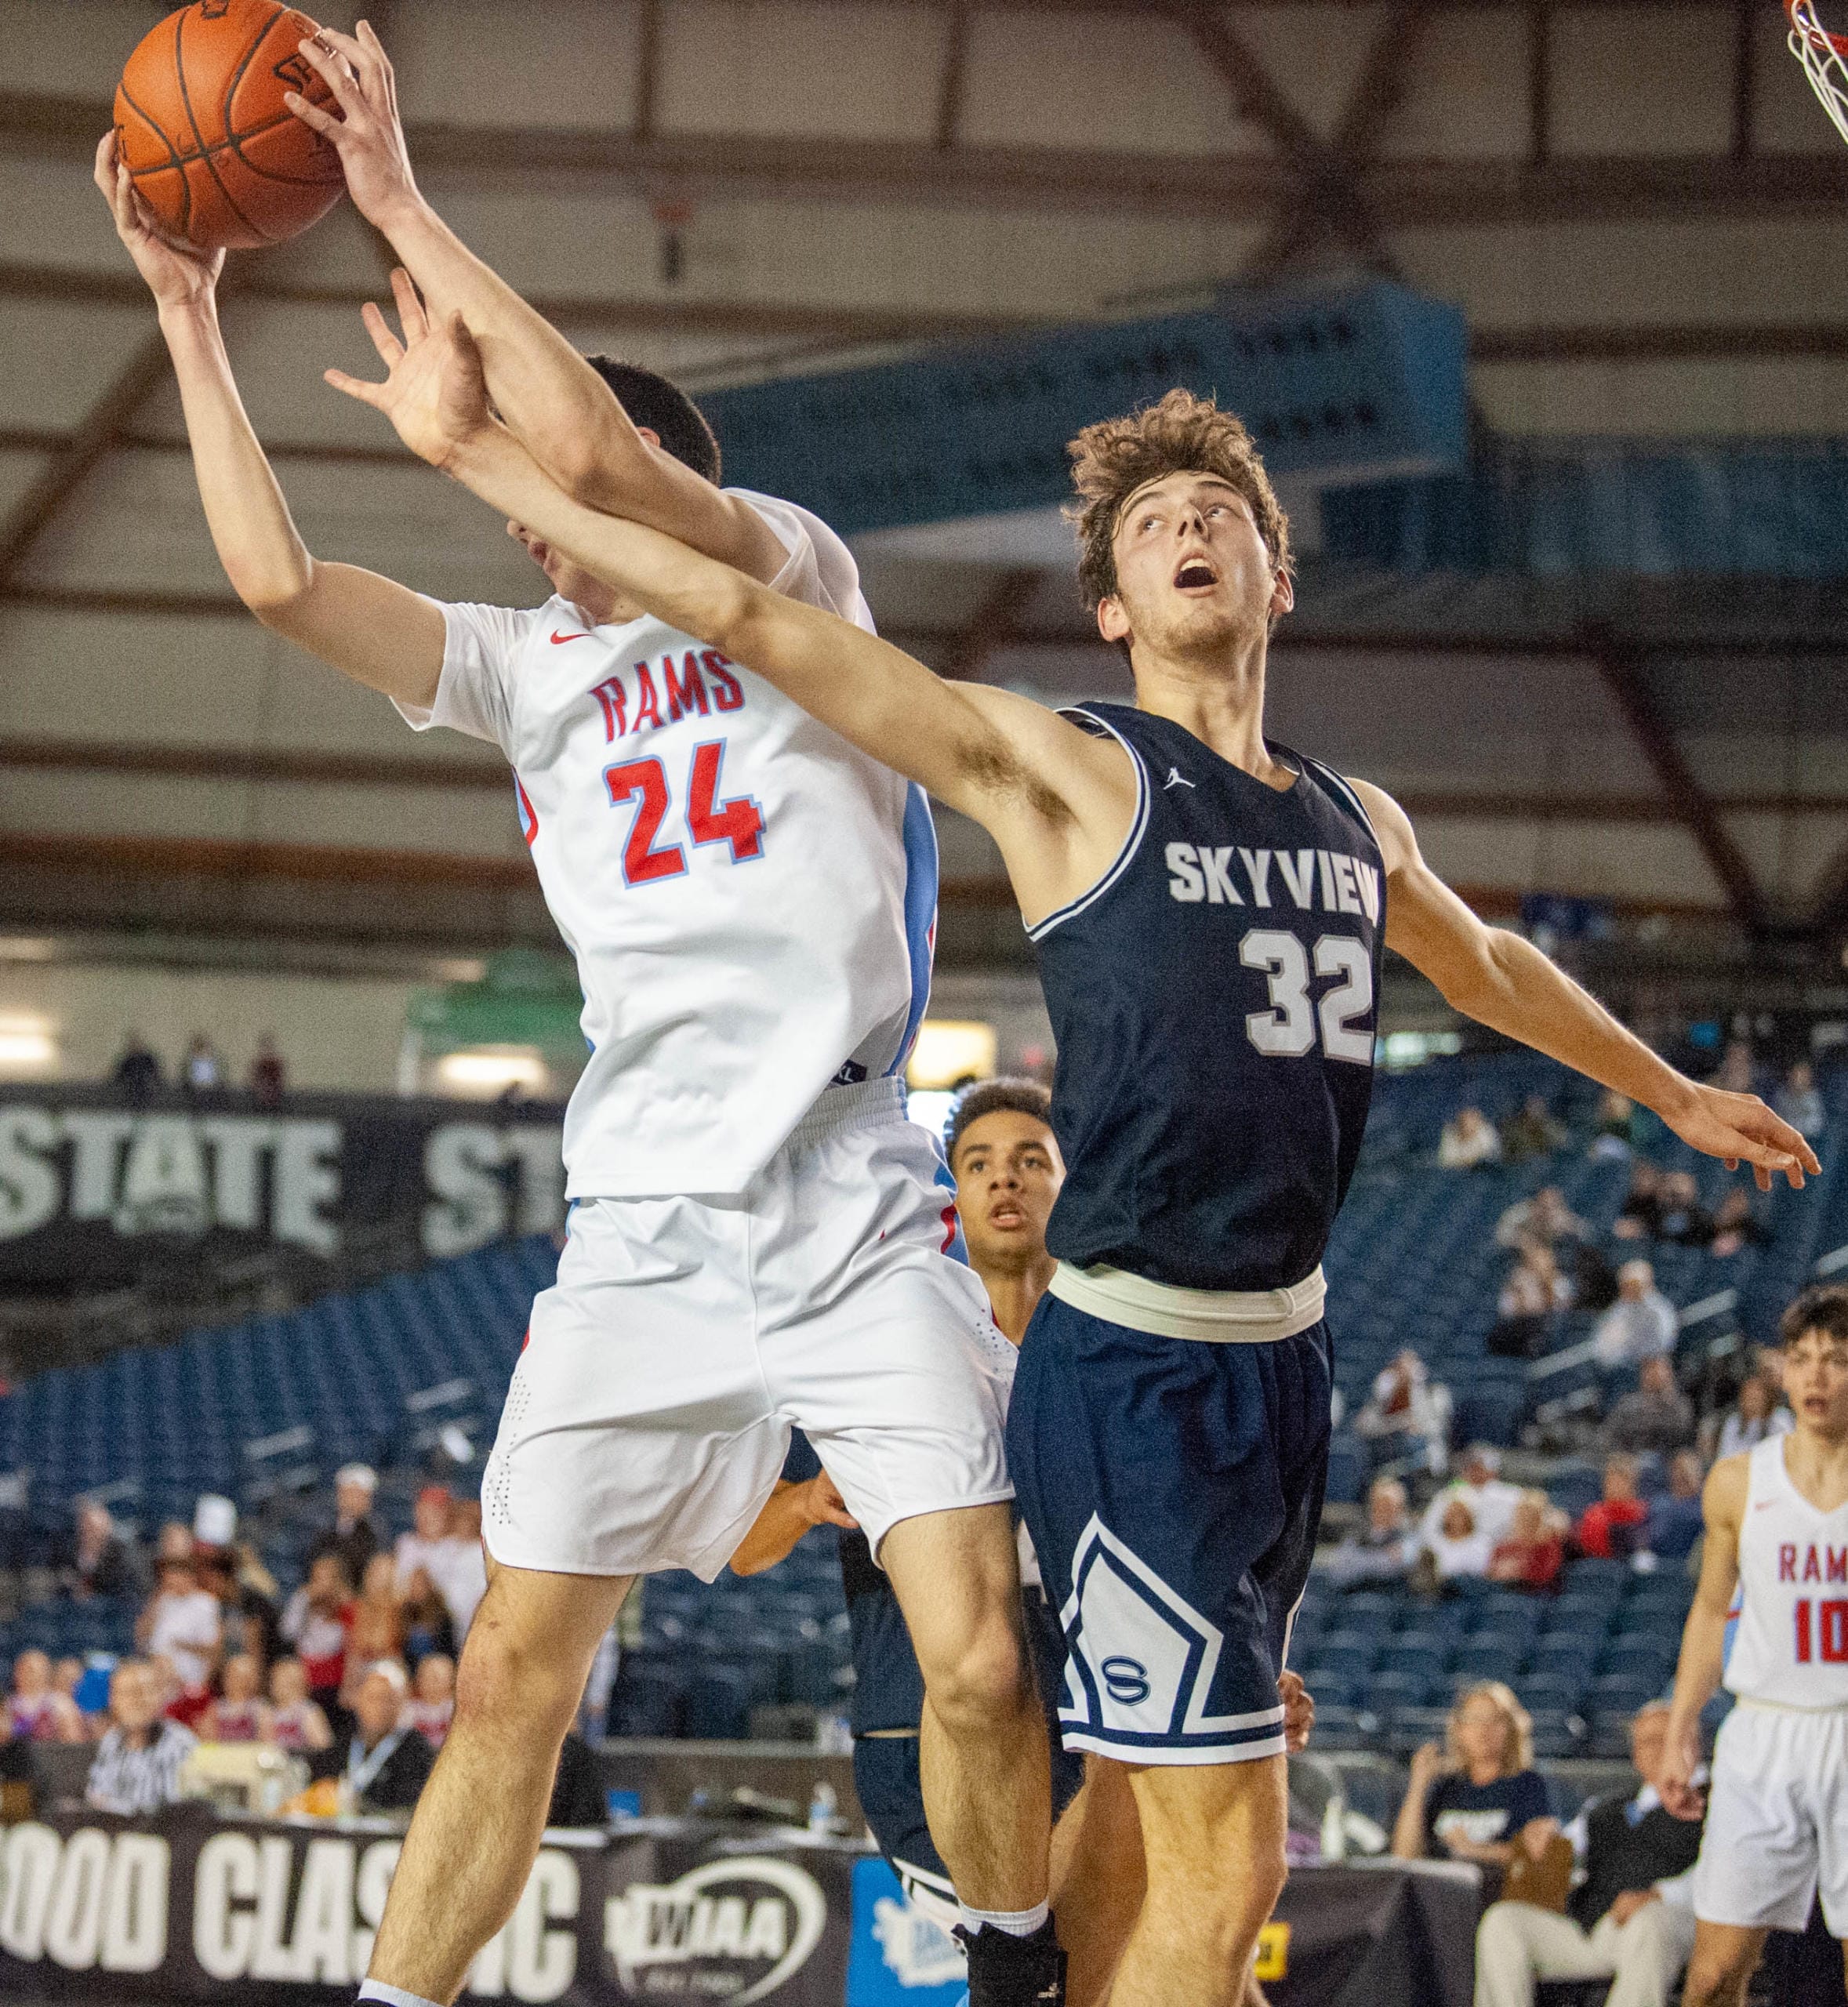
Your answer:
[605,1856,826,2003]
[1100,1656,1152,1707]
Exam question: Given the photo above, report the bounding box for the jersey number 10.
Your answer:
[1794,1597,1848,1663]
[605,742,765,886]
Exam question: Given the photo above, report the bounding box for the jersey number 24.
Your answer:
[605,742,764,886]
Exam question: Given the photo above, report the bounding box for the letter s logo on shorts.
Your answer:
[1100,1657,1152,1707]
[605,1856,826,2004]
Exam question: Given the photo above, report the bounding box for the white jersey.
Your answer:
[1723,1432,1848,1708]
[398,490,935,1198]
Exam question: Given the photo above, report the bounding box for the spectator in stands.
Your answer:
[1591,1090,1641,1159]
[1501,1094,1567,1166]
[111,1031,163,1104]
[1354,1349,1453,1477]
[9,1649,85,1743]
[1605,1356,1697,1457]
[1413,1496,1495,1594]
[1654,1171,1716,1250]
[202,1653,271,1743]
[1488,1490,1566,1592]
[1496,1185,1588,1253]
[406,1654,455,1748]
[267,1657,332,1754]
[400,1567,455,1668]
[198,1535,283,1669]
[1774,1058,1825,1138]
[85,1660,196,1814]
[427,1495,487,1639]
[1713,1038,1755,1095]
[1576,1454,1650,1560]
[318,1660,434,1813]
[1644,1450,1708,1565]
[181,1033,223,1097]
[136,1555,221,1721]
[1421,1444,1523,1552]
[1592,1261,1677,1373]
[1323,1476,1421,1589]
[1709,1370,1793,1461]
[154,1519,194,1566]
[308,1464,381,1586]
[249,1032,286,1108]
[1705,1185,1770,1260]
[1392,1682,1556,1866]
[1613,1162,1665,1242]
[1488,1240,1572,1359]
[1472,1701,1701,2007]
[1440,1105,1502,1170]
[346,1553,408,1693]
[52,1657,91,1732]
[394,1485,454,1590]
[59,1497,143,1602]
[281,1553,355,1712]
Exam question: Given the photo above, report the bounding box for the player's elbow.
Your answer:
[1434,926,1524,1018]
[232,555,318,628]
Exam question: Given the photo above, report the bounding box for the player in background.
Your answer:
[735,1078,1311,2007]
[96,78,1061,2007]
[332,303,1818,2007]
[1661,1284,1848,2006]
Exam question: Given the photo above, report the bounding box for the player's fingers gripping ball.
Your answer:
[114,0,346,252]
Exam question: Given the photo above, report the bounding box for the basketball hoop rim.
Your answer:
[1788,0,1848,57]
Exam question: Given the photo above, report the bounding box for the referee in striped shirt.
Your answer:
[86,1660,195,1816]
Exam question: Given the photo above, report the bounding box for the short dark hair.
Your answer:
[1781,1283,1848,1348]
[583,357,721,485]
[946,1077,1054,1164]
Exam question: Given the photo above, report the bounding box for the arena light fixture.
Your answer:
[907,1019,1000,1092]
[0,1014,58,1072]
[433,1047,550,1097]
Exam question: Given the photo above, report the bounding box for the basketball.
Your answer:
[113,0,346,252]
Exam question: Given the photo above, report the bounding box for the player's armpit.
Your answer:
[254,560,445,710]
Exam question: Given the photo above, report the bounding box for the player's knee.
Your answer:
[920,1619,1028,1730]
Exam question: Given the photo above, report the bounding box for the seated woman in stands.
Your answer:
[201,1652,272,1743]
[1392,1681,1558,1867]
[1487,1491,1566,1592]
[267,1657,332,1754]
[9,1649,86,1744]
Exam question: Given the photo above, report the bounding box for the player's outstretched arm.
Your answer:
[1350,777,1820,1191]
[327,299,1140,920]
[1660,1456,1746,1817]
[93,134,443,710]
[284,25,786,584]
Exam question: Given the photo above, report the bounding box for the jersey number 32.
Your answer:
[605,742,764,886]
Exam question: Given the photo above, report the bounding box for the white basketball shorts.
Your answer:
[1692,1700,1848,1933]
[481,1077,1014,1581]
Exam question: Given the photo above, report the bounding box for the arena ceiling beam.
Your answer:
[1589,633,1770,938]
[7,93,1846,224]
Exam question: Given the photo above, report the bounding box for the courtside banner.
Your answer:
[0,1085,567,1289]
[0,1809,856,2007]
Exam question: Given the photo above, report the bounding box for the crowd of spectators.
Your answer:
[109,1030,289,1106]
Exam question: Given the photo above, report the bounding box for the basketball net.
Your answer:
[1788,0,1848,145]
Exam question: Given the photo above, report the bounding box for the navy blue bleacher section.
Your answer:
[0,1049,1839,1742]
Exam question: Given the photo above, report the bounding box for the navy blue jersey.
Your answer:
[1030,705,1383,1293]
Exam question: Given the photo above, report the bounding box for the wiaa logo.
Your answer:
[605,1856,826,2003]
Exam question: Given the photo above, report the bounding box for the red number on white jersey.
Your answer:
[686,741,765,863]
[605,758,688,885]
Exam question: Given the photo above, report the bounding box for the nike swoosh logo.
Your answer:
[550,630,588,645]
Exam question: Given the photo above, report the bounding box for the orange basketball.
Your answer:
[114,0,346,252]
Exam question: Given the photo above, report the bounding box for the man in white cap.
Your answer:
[320,1660,434,1815]
[310,1465,381,1589]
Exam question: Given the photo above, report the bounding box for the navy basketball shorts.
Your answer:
[1007,1293,1331,1766]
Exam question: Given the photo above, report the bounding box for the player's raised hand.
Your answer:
[1662,1080,1821,1192]
[284,20,419,230]
[799,1474,859,1533]
[93,131,224,310]
[326,272,493,470]
[1278,1670,1314,1753]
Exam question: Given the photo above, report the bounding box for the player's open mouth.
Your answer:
[989,1206,1026,1229]
[1174,559,1218,590]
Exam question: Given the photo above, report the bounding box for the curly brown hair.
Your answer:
[1066,388,1291,614]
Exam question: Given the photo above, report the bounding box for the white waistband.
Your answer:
[784,1073,907,1151]
[1734,1695,1848,1716]
[1047,1261,1327,1343]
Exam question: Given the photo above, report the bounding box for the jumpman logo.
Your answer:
[1164,767,1195,790]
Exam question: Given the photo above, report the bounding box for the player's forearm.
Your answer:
[381,201,645,507]
[1438,928,1700,1125]
[158,299,315,611]
[1665,1602,1728,1737]
[728,1484,813,1577]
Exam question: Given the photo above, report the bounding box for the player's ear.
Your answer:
[1269,567,1294,619]
[635,424,663,451]
[1097,596,1131,644]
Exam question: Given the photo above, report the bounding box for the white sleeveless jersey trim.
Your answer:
[397,489,937,1199]
[1723,1433,1848,1708]
[1024,706,1150,942]
[1298,755,1378,842]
